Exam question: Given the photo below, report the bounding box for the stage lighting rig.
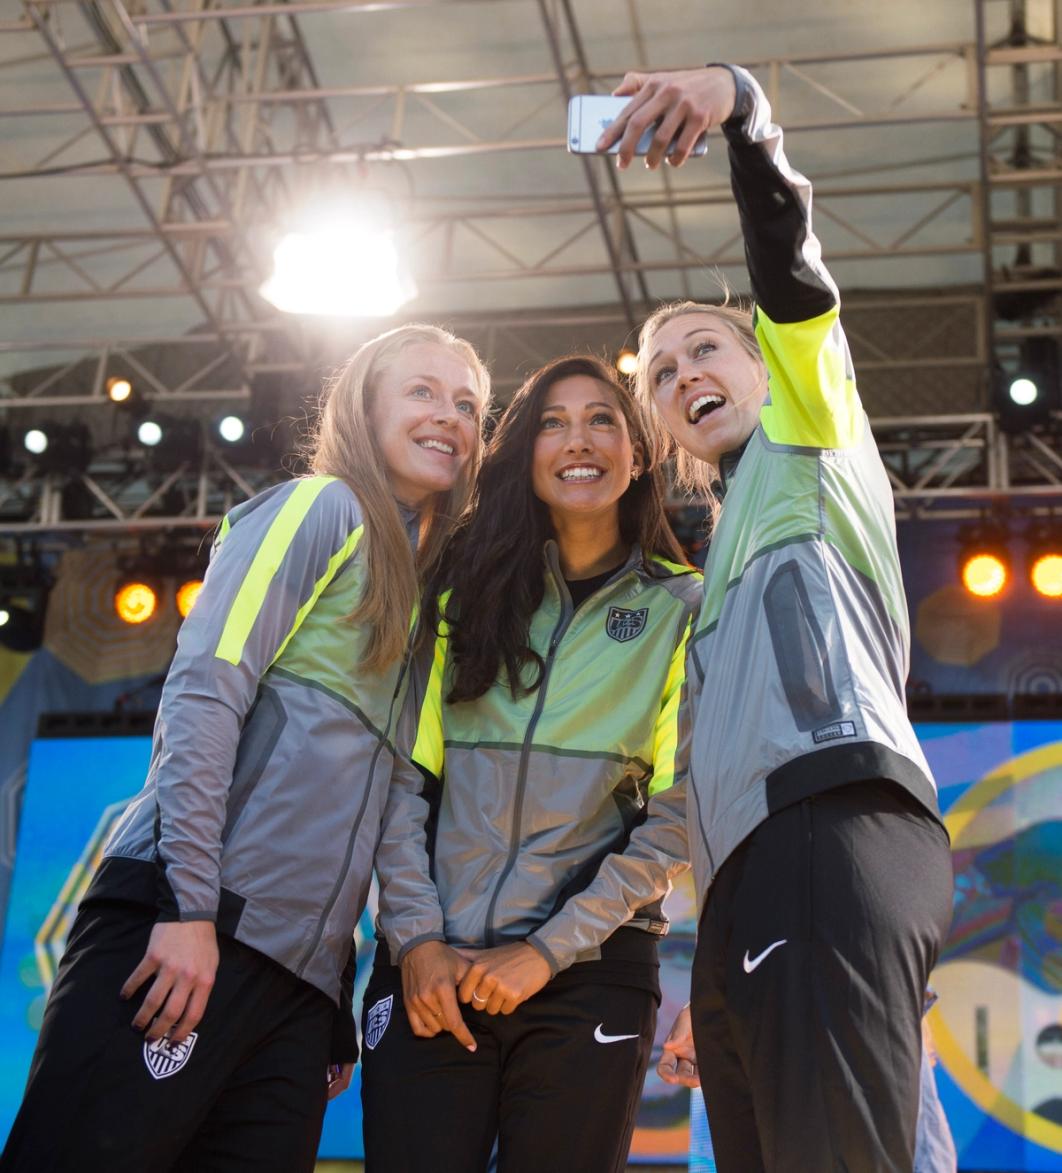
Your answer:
[995,338,1060,433]
[958,522,1011,599]
[133,415,202,473]
[0,552,52,652]
[1027,522,1062,600]
[21,422,91,474]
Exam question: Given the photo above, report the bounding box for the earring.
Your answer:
[631,467,641,480]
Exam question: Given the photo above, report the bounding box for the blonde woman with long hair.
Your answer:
[601,65,952,1173]
[3,325,490,1173]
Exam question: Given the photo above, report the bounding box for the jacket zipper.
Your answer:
[480,552,639,946]
[294,643,414,976]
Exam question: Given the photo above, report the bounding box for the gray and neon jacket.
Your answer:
[375,545,700,975]
[683,66,943,908]
[89,475,415,1004]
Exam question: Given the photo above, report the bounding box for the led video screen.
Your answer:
[1,721,1060,1167]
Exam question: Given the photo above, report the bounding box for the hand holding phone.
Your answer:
[587,66,738,171]
[568,94,707,160]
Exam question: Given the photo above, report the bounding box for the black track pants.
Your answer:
[690,781,953,1173]
[360,962,657,1173]
[1,901,334,1173]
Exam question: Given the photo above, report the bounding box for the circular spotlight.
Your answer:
[107,377,134,404]
[616,350,638,377]
[1030,552,1062,599]
[0,607,9,627]
[1008,377,1039,407]
[24,428,48,456]
[176,578,203,618]
[115,581,158,625]
[137,420,163,447]
[961,552,1009,599]
[217,415,246,444]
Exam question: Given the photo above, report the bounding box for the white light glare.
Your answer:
[260,223,416,317]
[138,420,163,447]
[0,608,9,627]
[1008,377,1039,407]
[24,429,48,455]
[218,415,246,443]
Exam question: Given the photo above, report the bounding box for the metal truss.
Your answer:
[3,411,1058,534]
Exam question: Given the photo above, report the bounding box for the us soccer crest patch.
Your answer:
[365,994,393,1051]
[606,606,648,643]
[143,1032,198,1080]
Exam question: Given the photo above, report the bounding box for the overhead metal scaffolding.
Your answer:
[1,0,1060,532]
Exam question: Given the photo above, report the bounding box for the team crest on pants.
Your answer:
[143,1032,198,1080]
[606,606,648,643]
[365,995,393,1050]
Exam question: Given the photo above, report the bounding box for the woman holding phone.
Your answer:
[2,325,489,1173]
[599,65,954,1173]
[365,355,700,1173]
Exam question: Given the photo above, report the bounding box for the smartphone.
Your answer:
[567,94,708,157]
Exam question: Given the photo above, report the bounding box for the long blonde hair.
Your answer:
[634,299,763,503]
[310,324,490,671]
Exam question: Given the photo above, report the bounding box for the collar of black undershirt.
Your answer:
[565,561,625,609]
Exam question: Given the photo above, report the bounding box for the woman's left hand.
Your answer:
[455,942,551,1015]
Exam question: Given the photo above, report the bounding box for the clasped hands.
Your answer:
[399,939,552,1051]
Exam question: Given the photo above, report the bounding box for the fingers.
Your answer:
[326,1062,354,1100]
[137,973,192,1041]
[656,1051,700,1087]
[644,101,688,171]
[168,980,212,1044]
[406,1005,438,1039]
[119,955,156,1002]
[612,71,646,97]
[667,119,706,168]
[437,988,477,1051]
[457,962,488,1005]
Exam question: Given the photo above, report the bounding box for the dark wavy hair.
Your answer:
[434,354,686,703]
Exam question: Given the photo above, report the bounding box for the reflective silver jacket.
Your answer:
[684,66,942,908]
[93,476,414,1003]
[376,545,700,975]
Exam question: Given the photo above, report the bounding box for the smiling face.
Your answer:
[369,341,483,507]
[531,375,641,527]
[645,311,767,466]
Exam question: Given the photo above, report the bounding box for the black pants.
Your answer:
[360,958,657,1173]
[690,782,953,1173]
[1,901,334,1173]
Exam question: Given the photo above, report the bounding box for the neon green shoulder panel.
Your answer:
[756,304,864,451]
[215,476,338,666]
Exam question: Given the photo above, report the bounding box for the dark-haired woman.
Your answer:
[363,356,700,1173]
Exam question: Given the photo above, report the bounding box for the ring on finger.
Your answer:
[471,991,487,1004]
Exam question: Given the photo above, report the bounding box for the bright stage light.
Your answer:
[217,415,246,444]
[1030,552,1062,598]
[1008,377,1038,407]
[176,579,203,618]
[260,221,416,317]
[137,420,163,447]
[961,552,1009,599]
[0,608,9,627]
[616,350,638,376]
[107,377,134,404]
[115,581,158,625]
[24,429,48,456]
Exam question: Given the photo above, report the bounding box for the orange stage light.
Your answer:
[115,581,158,625]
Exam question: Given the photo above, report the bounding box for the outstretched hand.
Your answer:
[456,942,552,1015]
[596,65,738,171]
[656,1003,700,1087]
[400,940,477,1051]
[120,920,219,1043]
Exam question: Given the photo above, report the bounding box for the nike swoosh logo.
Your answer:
[742,938,788,973]
[594,1024,639,1044]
